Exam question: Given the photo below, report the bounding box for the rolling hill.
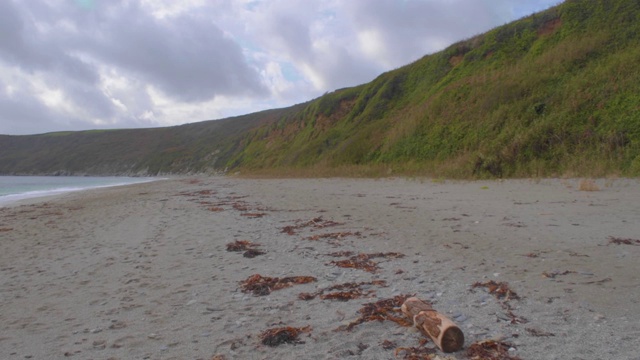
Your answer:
[2,0,639,178]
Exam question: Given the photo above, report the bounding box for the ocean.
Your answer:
[0,176,157,207]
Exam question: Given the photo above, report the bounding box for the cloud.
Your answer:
[74,1,268,102]
[0,0,563,135]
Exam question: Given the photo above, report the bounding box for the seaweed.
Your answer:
[298,280,387,301]
[226,240,260,252]
[471,281,520,301]
[338,294,414,331]
[329,252,405,273]
[330,257,379,272]
[0,227,13,232]
[542,270,576,278]
[306,231,361,241]
[177,189,215,197]
[380,339,397,350]
[227,240,266,258]
[240,212,267,218]
[340,343,370,356]
[243,249,266,258]
[280,216,344,235]
[232,202,251,211]
[321,289,369,301]
[582,277,612,285]
[260,326,311,347]
[505,309,528,324]
[525,327,555,337]
[466,340,522,360]
[240,274,316,296]
[281,225,297,235]
[607,236,640,246]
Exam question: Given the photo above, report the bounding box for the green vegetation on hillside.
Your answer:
[1,0,639,178]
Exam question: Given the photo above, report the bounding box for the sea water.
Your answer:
[0,176,157,207]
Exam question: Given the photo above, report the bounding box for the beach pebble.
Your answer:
[594,313,606,322]
[453,314,468,322]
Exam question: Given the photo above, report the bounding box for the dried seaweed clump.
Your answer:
[240,274,317,296]
[226,240,266,258]
[525,327,555,337]
[178,189,214,197]
[471,281,519,301]
[306,231,362,241]
[339,294,413,331]
[298,280,387,301]
[242,249,266,258]
[241,212,267,218]
[330,257,379,273]
[329,252,405,273]
[380,339,397,350]
[542,270,576,278]
[281,216,344,235]
[260,326,311,347]
[226,240,260,252]
[607,236,640,246]
[466,340,521,360]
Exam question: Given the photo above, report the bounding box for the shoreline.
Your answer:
[1,177,638,359]
[0,176,165,208]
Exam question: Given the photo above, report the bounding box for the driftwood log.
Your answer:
[401,297,464,353]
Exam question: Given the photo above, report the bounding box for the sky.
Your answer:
[0,0,561,135]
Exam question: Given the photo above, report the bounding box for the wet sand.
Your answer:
[1,177,639,359]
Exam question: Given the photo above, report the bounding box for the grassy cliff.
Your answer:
[1,0,639,178]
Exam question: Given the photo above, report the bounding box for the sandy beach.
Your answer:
[1,176,639,359]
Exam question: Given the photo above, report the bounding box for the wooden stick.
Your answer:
[401,297,464,353]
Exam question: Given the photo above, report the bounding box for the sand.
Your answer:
[0,176,639,359]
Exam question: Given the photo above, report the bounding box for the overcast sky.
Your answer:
[0,0,560,135]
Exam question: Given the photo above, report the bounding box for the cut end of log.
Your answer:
[441,326,465,353]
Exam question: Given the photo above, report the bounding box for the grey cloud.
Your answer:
[0,84,80,135]
[0,1,100,85]
[251,1,380,91]
[71,1,268,102]
[346,0,513,66]
[267,14,312,61]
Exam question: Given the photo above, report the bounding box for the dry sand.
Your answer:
[0,177,639,360]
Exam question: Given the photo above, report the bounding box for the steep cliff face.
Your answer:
[2,0,640,178]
